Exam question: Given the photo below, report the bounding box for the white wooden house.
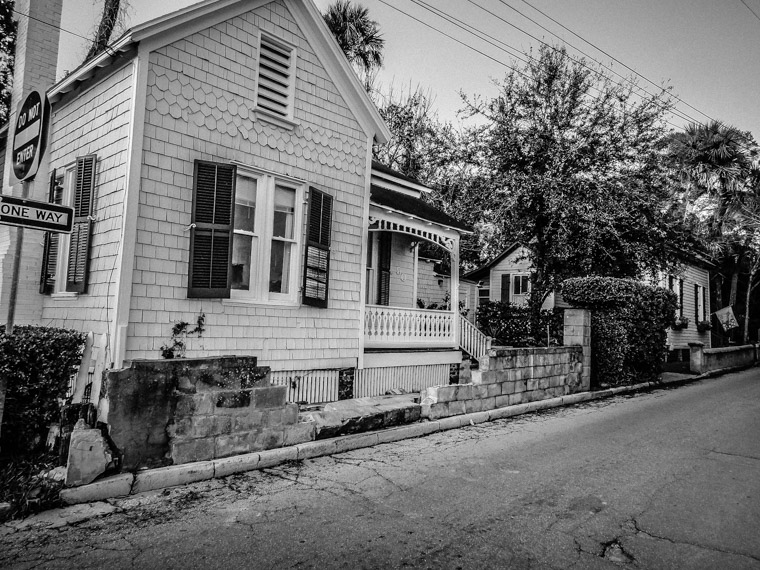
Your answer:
[0,0,481,402]
[463,243,713,355]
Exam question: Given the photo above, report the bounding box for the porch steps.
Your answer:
[299,394,421,439]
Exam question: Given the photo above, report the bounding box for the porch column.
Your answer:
[451,237,460,345]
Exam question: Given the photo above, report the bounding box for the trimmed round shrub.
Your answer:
[0,326,86,455]
[562,277,677,386]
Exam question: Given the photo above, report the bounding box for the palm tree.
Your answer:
[323,0,384,92]
[668,121,756,317]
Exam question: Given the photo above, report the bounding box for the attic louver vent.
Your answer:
[257,35,293,118]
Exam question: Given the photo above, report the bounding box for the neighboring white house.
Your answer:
[0,0,474,401]
[462,243,714,355]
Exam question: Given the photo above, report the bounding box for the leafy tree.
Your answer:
[323,0,384,93]
[0,0,17,125]
[461,45,685,334]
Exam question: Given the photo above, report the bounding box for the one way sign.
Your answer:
[0,195,73,233]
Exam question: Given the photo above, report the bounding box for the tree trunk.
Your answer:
[743,264,758,344]
[85,0,121,62]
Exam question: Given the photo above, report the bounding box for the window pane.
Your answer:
[269,240,291,293]
[235,177,257,233]
[273,185,295,239]
[232,233,253,290]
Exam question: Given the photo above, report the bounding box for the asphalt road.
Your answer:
[2,368,759,569]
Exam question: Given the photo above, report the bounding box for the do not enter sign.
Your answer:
[12,90,46,182]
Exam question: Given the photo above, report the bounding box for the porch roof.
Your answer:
[369,185,471,234]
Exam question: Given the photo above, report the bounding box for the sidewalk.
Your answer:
[50,370,713,509]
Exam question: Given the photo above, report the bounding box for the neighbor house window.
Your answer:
[255,33,296,120]
[39,155,97,295]
[695,284,706,322]
[668,275,684,316]
[478,286,490,306]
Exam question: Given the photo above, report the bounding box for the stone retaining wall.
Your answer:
[100,357,315,470]
[689,342,758,375]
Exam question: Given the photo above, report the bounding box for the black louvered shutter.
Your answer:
[501,274,511,304]
[188,160,236,298]
[302,187,333,308]
[40,169,62,294]
[679,278,684,316]
[694,284,699,322]
[66,156,96,293]
[377,232,392,306]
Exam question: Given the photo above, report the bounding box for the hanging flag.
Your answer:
[714,306,739,331]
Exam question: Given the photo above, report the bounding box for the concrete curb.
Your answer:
[57,368,746,507]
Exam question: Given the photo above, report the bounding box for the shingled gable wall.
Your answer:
[420,309,591,419]
[127,0,370,370]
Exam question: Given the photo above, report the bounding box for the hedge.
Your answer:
[562,277,678,386]
[476,301,564,347]
[0,326,87,455]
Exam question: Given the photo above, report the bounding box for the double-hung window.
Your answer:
[668,275,684,316]
[230,169,302,304]
[40,155,96,295]
[188,160,333,307]
[695,284,706,322]
[512,274,530,305]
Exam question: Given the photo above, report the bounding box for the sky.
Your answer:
[54,0,760,141]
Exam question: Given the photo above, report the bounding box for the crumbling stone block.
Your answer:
[253,385,287,409]
[65,426,115,487]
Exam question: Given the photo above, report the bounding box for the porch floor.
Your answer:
[299,394,421,439]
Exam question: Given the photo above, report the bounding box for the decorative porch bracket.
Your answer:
[368,217,455,252]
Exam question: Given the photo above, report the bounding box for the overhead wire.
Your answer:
[517,0,719,125]
[387,0,698,135]
[739,0,760,23]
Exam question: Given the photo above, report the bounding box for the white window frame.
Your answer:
[229,165,304,306]
[696,283,706,322]
[50,163,77,297]
[668,275,684,315]
[511,274,531,304]
[254,31,298,129]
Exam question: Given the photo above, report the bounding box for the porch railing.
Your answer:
[459,317,492,360]
[364,305,456,348]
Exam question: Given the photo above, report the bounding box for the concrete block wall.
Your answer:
[128,0,370,370]
[100,356,315,470]
[419,308,591,421]
[420,346,585,420]
[689,342,757,375]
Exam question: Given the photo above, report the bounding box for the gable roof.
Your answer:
[370,185,471,233]
[48,0,390,143]
[463,242,523,281]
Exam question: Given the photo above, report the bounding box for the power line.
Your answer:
[12,7,92,43]
[411,0,687,125]
[393,0,694,134]
[740,0,760,22]
[517,0,718,125]
[487,0,700,125]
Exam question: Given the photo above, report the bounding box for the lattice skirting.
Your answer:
[270,364,451,403]
[269,369,340,404]
[353,364,450,398]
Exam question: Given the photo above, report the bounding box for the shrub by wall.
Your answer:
[476,301,563,346]
[0,326,86,455]
[562,277,677,386]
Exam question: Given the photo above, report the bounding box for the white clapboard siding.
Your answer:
[269,370,340,404]
[354,364,450,398]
